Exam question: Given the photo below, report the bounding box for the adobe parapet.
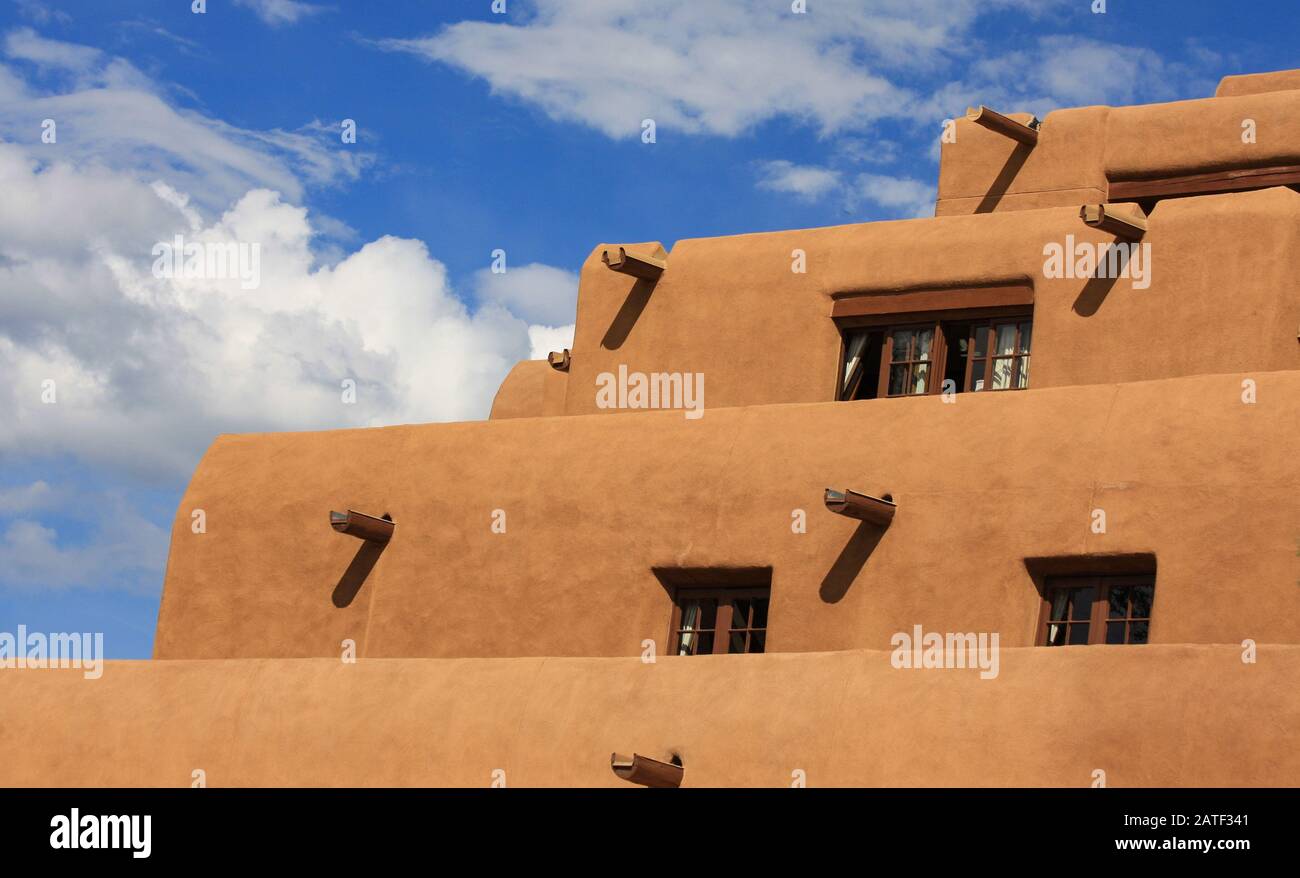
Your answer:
[161,370,1300,660]
[494,187,1300,419]
[939,73,1300,215]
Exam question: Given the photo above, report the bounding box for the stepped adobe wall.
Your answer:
[493,188,1300,419]
[156,370,1300,660]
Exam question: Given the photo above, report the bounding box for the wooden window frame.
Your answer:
[880,323,938,398]
[668,586,770,656]
[836,307,1033,401]
[965,318,1032,394]
[1035,574,1156,646]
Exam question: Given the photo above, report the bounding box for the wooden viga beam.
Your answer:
[1080,203,1149,241]
[965,106,1040,146]
[824,489,896,527]
[547,348,571,371]
[329,509,394,544]
[610,753,683,789]
[601,245,667,281]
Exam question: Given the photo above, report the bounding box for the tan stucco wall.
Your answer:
[1217,69,1300,98]
[936,83,1300,213]
[1106,90,1300,180]
[155,369,1300,661]
[490,359,568,419]
[2,646,1294,787]
[554,188,1298,417]
[936,106,1109,214]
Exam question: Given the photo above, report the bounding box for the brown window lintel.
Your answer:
[830,283,1033,321]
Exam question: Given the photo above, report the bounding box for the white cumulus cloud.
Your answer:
[527,324,576,361]
[0,32,575,591]
[473,261,579,327]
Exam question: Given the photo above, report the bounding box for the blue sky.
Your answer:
[0,0,1296,658]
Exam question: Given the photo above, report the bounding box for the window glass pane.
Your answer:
[1018,322,1032,353]
[970,362,985,392]
[972,326,989,358]
[1015,356,1030,389]
[888,364,908,396]
[1043,577,1154,648]
[1070,587,1096,621]
[698,599,717,629]
[729,599,750,630]
[990,357,1013,390]
[1048,590,1069,622]
[891,330,912,362]
[916,328,934,361]
[1130,585,1153,619]
[840,331,870,398]
[995,324,1017,356]
[910,362,929,395]
[680,601,700,630]
[1108,588,1129,619]
[674,586,770,656]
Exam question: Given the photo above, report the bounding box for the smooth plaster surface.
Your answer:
[2,646,1294,787]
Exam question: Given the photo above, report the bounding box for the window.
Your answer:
[885,326,936,396]
[671,587,770,656]
[968,320,1032,392]
[839,312,1032,401]
[1038,575,1155,646]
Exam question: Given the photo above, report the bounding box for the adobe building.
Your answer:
[3,69,1299,788]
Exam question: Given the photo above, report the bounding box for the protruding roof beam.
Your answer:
[965,106,1040,146]
[547,349,571,372]
[610,752,683,789]
[824,489,896,527]
[601,245,667,281]
[1080,203,1149,241]
[329,509,394,544]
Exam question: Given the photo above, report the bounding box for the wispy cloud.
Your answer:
[0,481,57,515]
[3,26,97,71]
[374,1,1222,154]
[14,0,72,27]
[853,173,937,219]
[755,160,841,201]
[0,495,167,593]
[234,0,328,27]
[917,35,1219,124]
[0,30,368,212]
[374,0,1057,139]
[753,161,933,218]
